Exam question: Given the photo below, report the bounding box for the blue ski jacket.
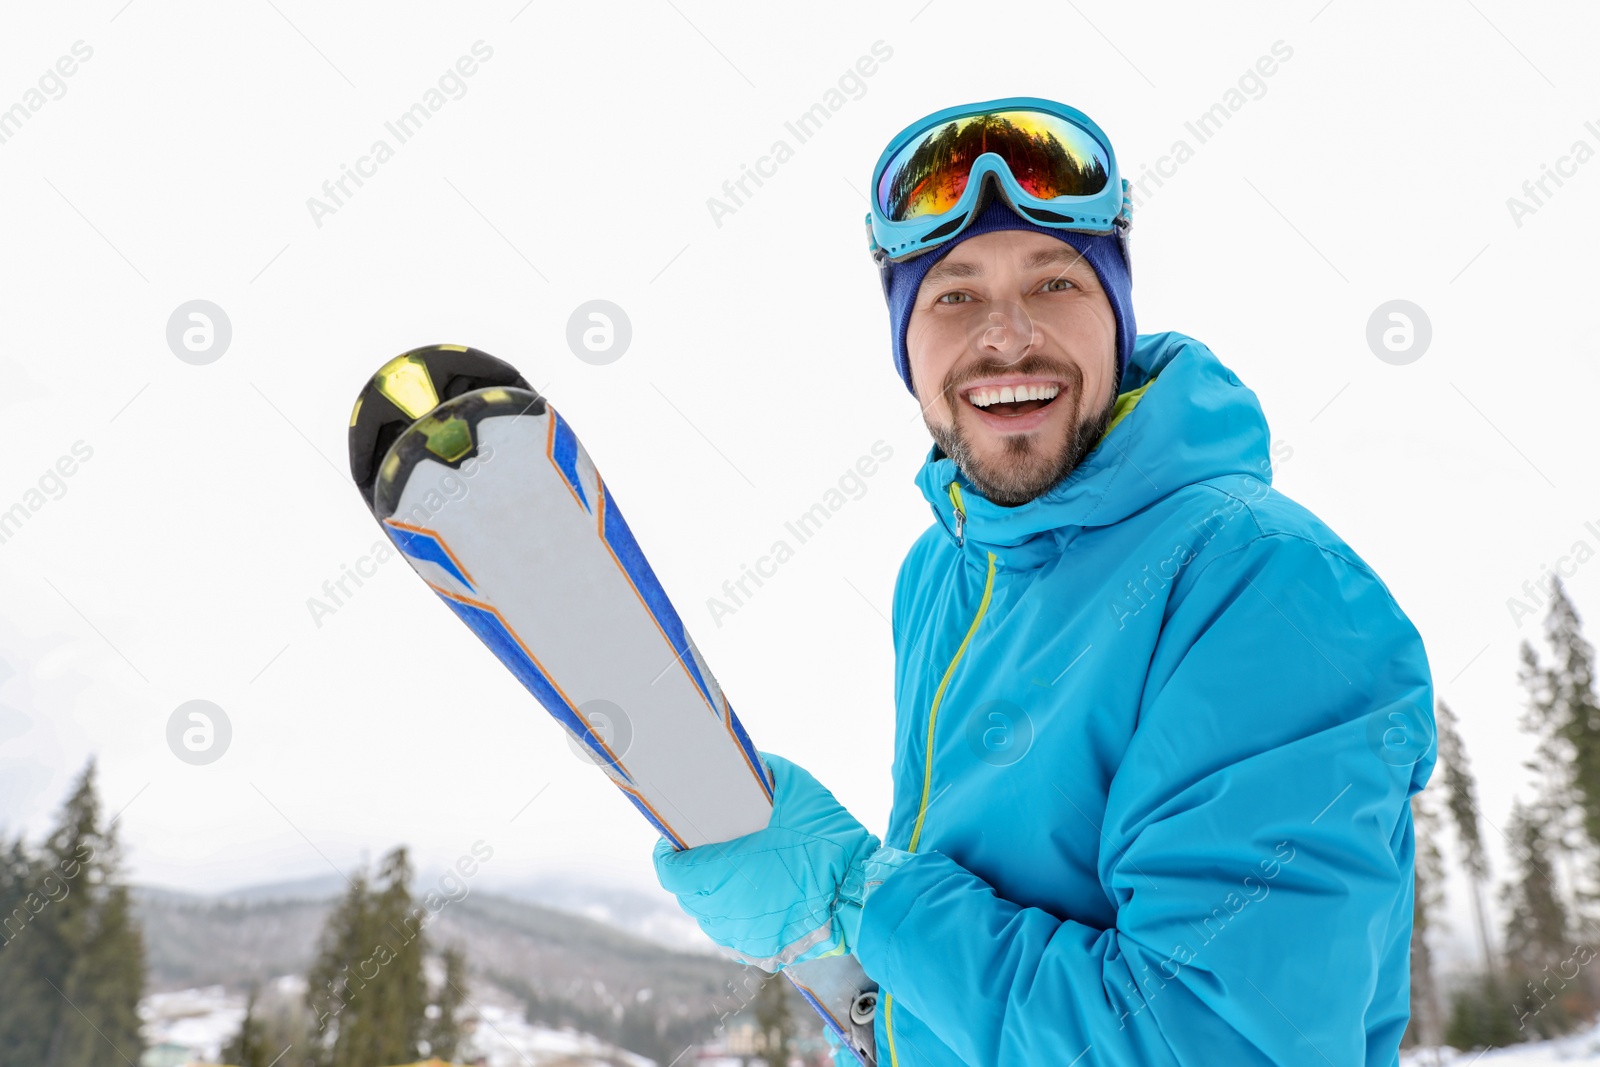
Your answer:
[853,331,1436,1066]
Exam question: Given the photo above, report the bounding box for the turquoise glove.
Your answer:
[653,751,882,971]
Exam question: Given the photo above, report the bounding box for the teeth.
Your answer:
[966,383,1060,408]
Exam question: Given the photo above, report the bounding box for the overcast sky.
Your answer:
[2,1,1597,971]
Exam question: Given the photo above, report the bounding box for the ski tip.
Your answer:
[348,344,538,511]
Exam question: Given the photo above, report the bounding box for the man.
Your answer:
[655,98,1436,1066]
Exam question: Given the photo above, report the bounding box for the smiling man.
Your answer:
[654,98,1437,1067]
[906,226,1122,508]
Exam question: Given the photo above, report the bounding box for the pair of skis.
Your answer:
[347,345,878,1064]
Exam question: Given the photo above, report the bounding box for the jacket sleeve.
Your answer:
[855,531,1435,1066]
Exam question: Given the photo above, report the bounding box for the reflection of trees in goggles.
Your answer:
[878,111,1109,222]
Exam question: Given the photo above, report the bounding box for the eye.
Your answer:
[1041,277,1076,292]
[936,291,972,305]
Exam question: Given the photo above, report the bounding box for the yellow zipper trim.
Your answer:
[887,540,998,1067]
[908,544,995,852]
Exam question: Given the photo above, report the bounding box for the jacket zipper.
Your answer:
[885,489,997,1066]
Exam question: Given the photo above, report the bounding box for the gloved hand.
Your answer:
[653,751,889,971]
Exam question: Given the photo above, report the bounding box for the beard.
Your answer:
[924,352,1119,508]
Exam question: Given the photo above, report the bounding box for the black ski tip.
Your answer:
[348,344,537,510]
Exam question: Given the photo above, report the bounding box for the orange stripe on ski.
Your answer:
[423,581,686,840]
[594,472,773,805]
[545,405,589,514]
[384,518,479,588]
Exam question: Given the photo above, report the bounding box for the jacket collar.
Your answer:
[914,331,1273,572]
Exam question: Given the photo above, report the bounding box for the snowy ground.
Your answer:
[138,977,657,1067]
[1403,1016,1600,1065]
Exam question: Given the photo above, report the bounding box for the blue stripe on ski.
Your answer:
[550,409,589,513]
[724,696,773,800]
[386,523,475,592]
[599,479,772,800]
[436,593,629,783]
[623,790,685,849]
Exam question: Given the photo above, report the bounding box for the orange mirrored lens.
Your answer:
[877,109,1109,223]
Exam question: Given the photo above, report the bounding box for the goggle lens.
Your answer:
[876,108,1111,223]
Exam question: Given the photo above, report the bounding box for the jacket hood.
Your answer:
[914,331,1272,570]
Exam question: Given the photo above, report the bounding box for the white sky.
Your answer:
[2,0,1597,971]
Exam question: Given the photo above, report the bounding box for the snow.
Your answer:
[137,978,657,1067]
[1403,1016,1600,1065]
[139,985,248,1066]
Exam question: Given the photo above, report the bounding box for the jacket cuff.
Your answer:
[853,849,963,986]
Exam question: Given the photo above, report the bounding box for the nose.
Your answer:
[977,299,1038,365]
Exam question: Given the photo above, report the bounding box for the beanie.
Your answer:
[880,194,1135,398]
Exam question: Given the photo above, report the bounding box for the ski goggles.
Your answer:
[865,96,1132,271]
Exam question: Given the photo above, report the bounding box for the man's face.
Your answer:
[907,228,1120,508]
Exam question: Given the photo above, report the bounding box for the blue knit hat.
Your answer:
[880,194,1135,397]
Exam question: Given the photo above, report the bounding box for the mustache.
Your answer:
[942,354,1083,398]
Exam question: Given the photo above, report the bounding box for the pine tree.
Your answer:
[1544,579,1600,904]
[0,762,146,1064]
[426,945,468,1062]
[31,760,146,1067]
[304,846,431,1067]
[223,988,273,1067]
[1405,790,1445,1051]
[1500,797,1578,1039]
[0,835,54,1063]
[751,969,794,1066]
[1435,699,1498,977]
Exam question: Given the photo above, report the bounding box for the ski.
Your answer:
[347,344,878,1064]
